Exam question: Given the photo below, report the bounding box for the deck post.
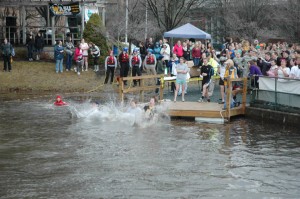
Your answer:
[140,78,144,102]
[242,77,247,114]
[119,77,124,102]
[159,75,164,100]
[226,77,232,121]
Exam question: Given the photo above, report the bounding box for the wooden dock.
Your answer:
[165,101,245,121]
[119,75,247,122]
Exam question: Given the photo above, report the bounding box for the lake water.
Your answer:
[0,99,299,199]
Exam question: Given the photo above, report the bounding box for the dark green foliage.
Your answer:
[83,14,110,64]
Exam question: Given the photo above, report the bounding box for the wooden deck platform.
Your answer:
[165,101,245,120]
[119,75,248,122]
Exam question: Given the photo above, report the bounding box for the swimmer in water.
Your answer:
[54,95,68,106]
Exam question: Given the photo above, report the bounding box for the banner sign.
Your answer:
[49,2,80,16]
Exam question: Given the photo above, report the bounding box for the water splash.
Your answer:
[67,100,170,128]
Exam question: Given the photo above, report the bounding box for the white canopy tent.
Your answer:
[164,23,211,40]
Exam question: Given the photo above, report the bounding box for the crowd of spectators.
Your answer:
[2,34,300,104]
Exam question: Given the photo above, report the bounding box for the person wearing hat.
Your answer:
[119,47,130,85]
[160,43,170,66]
[145,48,157,76]
[104,50,117,84]
[54,95,67,106]
[129,48,142,86]
[153,42,161,62]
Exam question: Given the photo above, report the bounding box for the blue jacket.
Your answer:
[153,46,161,59]
[54,45,64,60]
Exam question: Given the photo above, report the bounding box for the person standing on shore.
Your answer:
[104,50,117,84]
[54,40,64,73]
[34,32,44,61]
[65,37,74,71]
[89,42,100,72]
[26,33,35,61]
[74,42,83,75]
[119,47,130,85]
[1,38,13,72]
[80,38,89,71]
[129,48,142,87]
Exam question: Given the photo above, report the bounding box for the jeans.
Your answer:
[66,54,73,70]
[27,46,33,59]
[3,55,11,71]
[193,58,200,66]
[56,59,63,72]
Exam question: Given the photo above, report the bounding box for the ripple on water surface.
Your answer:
[0,100,299,198]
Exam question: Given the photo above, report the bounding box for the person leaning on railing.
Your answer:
[248,60,262,88]
[289,56,300,79]
[275,59,290,78]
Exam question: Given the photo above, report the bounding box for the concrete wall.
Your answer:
[246,107,300,126]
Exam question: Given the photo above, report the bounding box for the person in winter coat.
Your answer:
[65,37,75,71]
[173,40,184,58]
[74,42,83,75]
[26,33,35,61]
[160,43,170,66]
[89,42,100,72]
[104,50,117,84]
[153,42,161,61]
[54,40,64,73]
[1,38,13,72]
[34,32,44,60]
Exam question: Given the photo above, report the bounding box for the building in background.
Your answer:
[0,0,107,45]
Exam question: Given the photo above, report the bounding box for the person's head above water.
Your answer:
[54,95,67,106]
[56,95,62,102]
[149,97,155,107]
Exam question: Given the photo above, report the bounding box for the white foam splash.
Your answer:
[67,100,170,128]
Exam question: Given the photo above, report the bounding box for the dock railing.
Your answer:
[225,77,248,121]
[119,75,164,102]
[249,76,300,114]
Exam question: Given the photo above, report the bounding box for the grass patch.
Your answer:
[0,61,105,93]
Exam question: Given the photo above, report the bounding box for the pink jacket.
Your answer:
[173,44,183,57]
[74,47,82,61]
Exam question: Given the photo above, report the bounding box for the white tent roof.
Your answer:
[164,23,211,40]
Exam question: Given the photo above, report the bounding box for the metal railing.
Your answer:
[249,75,300,113]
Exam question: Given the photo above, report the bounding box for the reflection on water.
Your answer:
[0,99,299,199]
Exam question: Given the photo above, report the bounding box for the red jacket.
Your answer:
[74,47,82,61]
[173,44,183,57]
[54,96,67,106]
[192,47,201,58]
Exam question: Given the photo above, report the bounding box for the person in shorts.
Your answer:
[174,57,188,102]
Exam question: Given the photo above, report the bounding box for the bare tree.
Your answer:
[106,0,160,46]
[273,0,300,42]
[146,0,208,31]
[202,0,279,42]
